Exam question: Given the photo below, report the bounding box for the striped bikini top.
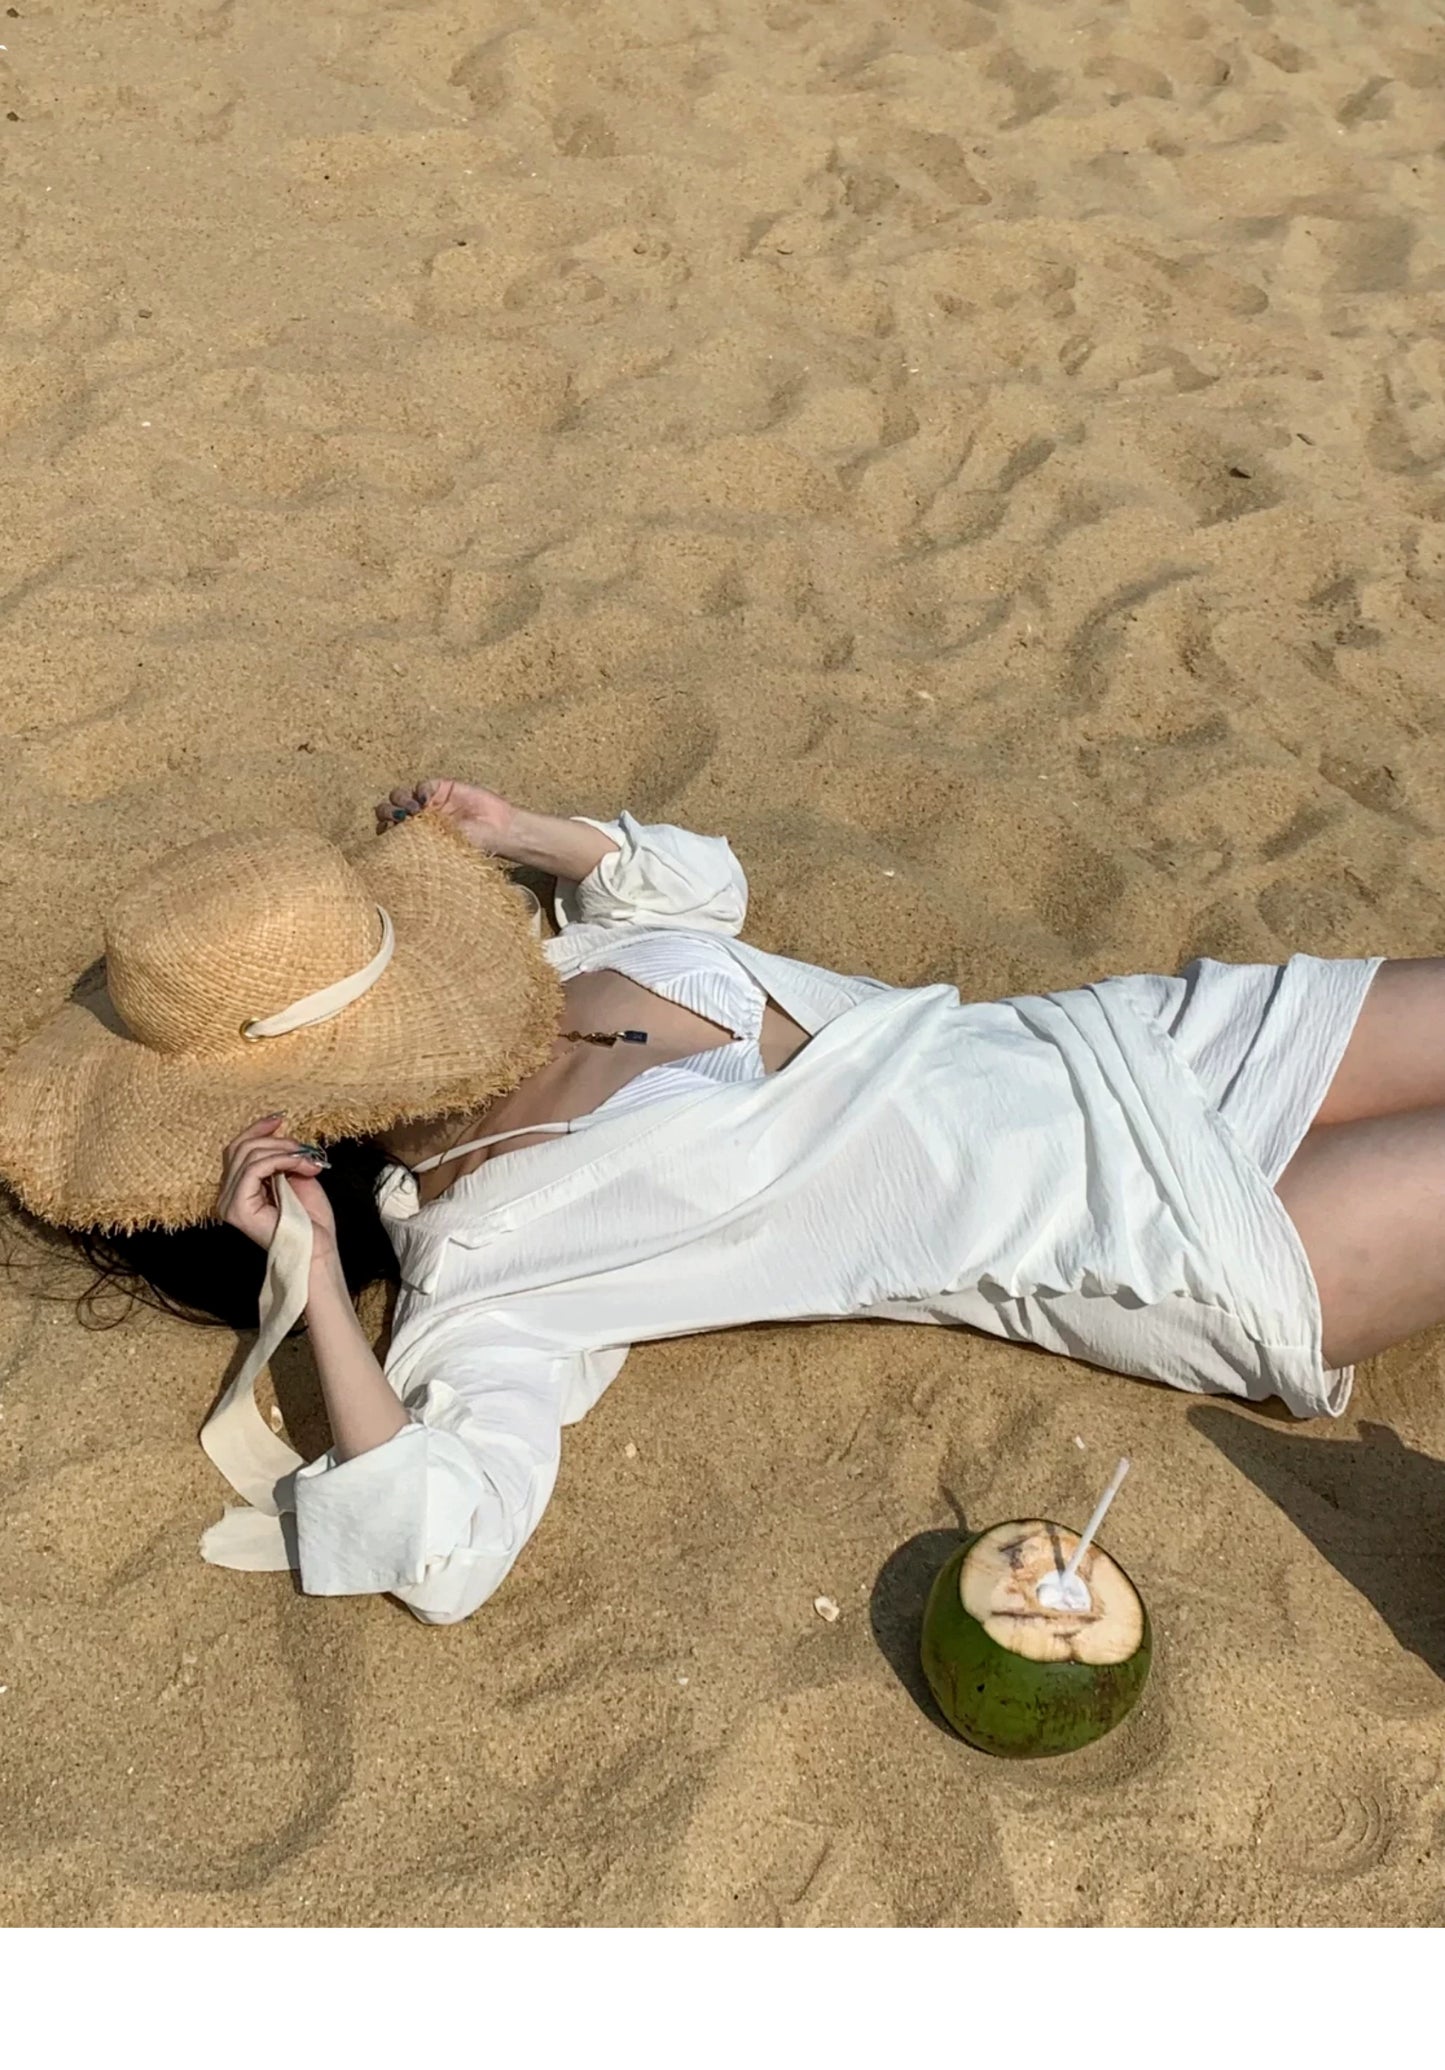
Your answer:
[400,931,770,1186]
[583,931,768,1114]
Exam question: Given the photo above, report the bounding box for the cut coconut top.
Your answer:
[959,1520,1145,1667]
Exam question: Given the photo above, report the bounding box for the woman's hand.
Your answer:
[217,1117,338,1258]
[376,778,621,883]
[376,777,515,855]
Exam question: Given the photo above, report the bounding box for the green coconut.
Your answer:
[921,1520,1151,1759]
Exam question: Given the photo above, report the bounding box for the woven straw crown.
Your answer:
[0,811,562,1232]
[108,833,386,1058]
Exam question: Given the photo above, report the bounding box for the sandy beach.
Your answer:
[2,0,1444,1925]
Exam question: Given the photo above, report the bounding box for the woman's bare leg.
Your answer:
[1276,1107,1445,1367]
[1313,958,1445,1126]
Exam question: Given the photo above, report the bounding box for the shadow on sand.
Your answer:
[1190,1405,1445,1683]
[869,1524,967,1735]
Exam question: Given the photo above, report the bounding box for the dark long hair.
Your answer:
[4,1139,400,1333]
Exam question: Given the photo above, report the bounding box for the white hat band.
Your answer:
[240,905,395,1041]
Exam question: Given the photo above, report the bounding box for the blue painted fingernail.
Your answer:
[392,807,407,822]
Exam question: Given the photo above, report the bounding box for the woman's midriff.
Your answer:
[415,969,810,1202]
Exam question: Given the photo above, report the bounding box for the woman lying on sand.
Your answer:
[0,782,1438,1623]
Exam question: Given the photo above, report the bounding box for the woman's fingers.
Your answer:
[377,777,452,830]
[214,1124,334,1250]
[218,1146,329,1230]
[221,1114,286,1160]
[380,785,426,826]
[222,1121,292,1167]
[220,1132,324,1195]
[248,1149,331,1190]
[230,1139,327,1182]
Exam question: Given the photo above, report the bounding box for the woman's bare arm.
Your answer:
[217,1118,409,1461]
[378,777,620,883]
[305,1249,410,1460]
[495,804,620,883]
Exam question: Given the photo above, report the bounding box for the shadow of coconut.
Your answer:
[868,1526,967,1736]
[1191,1405,1445,1684]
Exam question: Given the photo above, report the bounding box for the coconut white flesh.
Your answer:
[959,1521,1145,1666]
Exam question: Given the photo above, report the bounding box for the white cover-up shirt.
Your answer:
[287,813,1343,1626]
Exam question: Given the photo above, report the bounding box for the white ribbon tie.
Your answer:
[241,905,395,1041]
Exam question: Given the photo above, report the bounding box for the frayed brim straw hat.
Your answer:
[0,810,562,1232]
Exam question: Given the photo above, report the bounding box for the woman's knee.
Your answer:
[1313,958,1445,1129]
[1277,1108,1445,1367]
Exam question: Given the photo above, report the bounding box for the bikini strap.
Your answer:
[410,1119,584,1174]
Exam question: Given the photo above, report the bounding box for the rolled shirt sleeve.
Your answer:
[552,811,748,936]
[292,1348,573,1626]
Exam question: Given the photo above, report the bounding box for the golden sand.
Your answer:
[2,0,1443,1925]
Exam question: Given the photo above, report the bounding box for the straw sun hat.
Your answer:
[0,811,562,1233]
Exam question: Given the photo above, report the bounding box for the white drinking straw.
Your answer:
[1038,1456,1130,1612]
[1062,1456,1130,1589]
